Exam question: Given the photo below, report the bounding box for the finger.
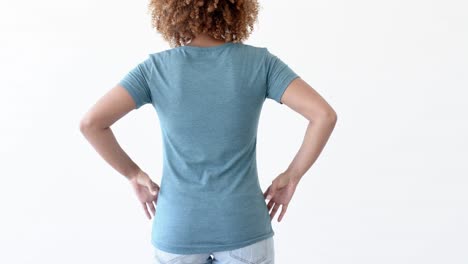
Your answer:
[142,175,157,194]
[267,202,275,219]
[278,204,288,222]
[151,187,159,201]
[266,180,278,200]
[146,181,158,196]
[268,201,276,215]
[270,203,280,221]
[267,199,275,211]
[270,203,280,220]
[142,202,151,220]
[152,196,158,216]
[152,181,160,195]
[147,201,156,216]
[263,186,271,199]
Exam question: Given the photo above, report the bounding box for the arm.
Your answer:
[79,84,159,220]
[79,85,141,181]
[280,77,338,183]
[264,77,338,222]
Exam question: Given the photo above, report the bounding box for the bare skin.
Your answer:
[79,33,337,222]
[263,77,337,222]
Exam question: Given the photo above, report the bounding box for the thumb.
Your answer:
[146,179,158,196]
[266,180,278,200]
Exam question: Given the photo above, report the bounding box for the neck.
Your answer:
[187,33,228,47]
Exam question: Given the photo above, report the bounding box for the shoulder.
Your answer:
[236,42,269,55]
[228,43,273,67]
[131,49,174,71]
[237,43,279,62]
[138,47,177,64]
[142,43,272,64]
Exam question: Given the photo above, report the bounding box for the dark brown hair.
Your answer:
[148,0,260,47]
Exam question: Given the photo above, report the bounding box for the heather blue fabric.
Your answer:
[118,42,299,254]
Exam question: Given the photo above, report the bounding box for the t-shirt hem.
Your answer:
[151,229,275,255]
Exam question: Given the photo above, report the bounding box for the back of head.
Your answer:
[148,0,260,47]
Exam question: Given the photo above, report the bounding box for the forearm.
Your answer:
[284,114,337,183]
[80,125,141,181]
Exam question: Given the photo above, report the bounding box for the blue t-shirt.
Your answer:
[118,42,300,254]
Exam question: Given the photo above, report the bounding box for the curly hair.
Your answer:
[148,0,260,47]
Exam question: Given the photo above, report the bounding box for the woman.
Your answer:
[79,0,337,263]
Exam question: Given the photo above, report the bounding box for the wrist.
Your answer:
[284,169,302,185]
[127,166,142,183]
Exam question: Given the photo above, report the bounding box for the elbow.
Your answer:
[79,117,91,134]
[79,115,97,134]
[314,108,337,125]
[325,108,338,125]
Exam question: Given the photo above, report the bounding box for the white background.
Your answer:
[1,0,467,263]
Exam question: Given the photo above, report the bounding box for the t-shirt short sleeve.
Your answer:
[264,48,300,104]
[118,57,152,109]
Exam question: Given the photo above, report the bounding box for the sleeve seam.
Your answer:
[276,74,300,105]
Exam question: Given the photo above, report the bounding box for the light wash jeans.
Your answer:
[152,236,274,264]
